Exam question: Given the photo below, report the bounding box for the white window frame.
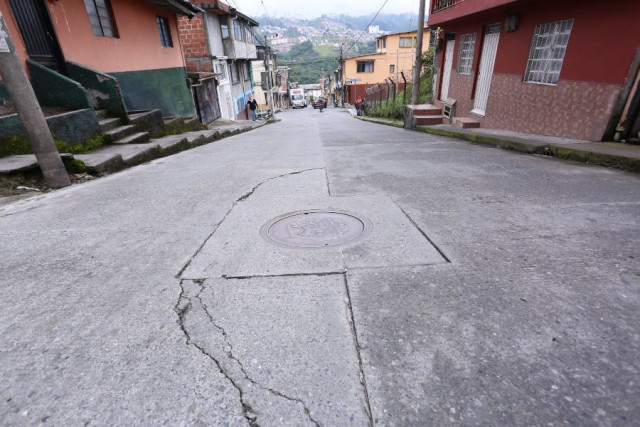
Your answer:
[456,33,476,75]
[524,19,574,85]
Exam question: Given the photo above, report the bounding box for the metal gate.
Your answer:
[9,0,64,72]
[472,25,501,116]
[194,78,221,124]
[440,34,455,101]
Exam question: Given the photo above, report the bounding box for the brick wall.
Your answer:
[480,74,620,141]
[177,14,212,73]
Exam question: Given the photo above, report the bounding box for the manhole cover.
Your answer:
[261,210,372,248]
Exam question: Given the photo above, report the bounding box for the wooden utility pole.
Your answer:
[0,11,70,188]
[411,0,427,105]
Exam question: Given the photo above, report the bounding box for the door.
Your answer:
[472,24,501,116]
[193,78,222,124]
[9,0,65,72]
[440,34,455,101]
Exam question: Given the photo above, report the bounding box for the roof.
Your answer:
[198,0,260,26]
[145,0,203,17]
[376,28,430,40]
[344,52,384,61]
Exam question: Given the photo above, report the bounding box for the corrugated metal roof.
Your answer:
[145,0,203,17]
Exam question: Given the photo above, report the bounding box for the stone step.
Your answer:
[409,104,441,116]
[99,117,122,133]
[111,131,150,145]
[453,117,481,129]
[105,124,137,142]
[415,115,443,126]
[129,109,164,134]
[95,109,110,120]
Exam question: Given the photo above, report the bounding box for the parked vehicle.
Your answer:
[289,88,307,109]
[313,97,327,109]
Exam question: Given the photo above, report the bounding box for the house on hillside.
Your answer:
[428,0,640,141]
[177,0,259,122]
[0,0,201,119]
[343,28,431,104]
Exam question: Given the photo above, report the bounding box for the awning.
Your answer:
[145,0,203,17]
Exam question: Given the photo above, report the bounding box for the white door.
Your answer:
[472,25,501,116]
[440,35,455,101]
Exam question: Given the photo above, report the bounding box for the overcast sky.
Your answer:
[234,0,422,18]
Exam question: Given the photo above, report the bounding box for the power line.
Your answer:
[343,0,391,55]
[259,0,275,28]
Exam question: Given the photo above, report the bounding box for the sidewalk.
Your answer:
[356,115,640,173]
[0,119,266,176]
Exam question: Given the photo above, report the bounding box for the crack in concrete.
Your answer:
[222,272,344,280]
[342,273,374,427]
[391,198,452,263]
[176,167,326,278]
[176,279,321,426]
[174,280,259,426]
[237,168,325,202]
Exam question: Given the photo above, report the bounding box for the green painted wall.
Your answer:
[27,60,92,110]
[111,67,195,117]
[66,62,127,118]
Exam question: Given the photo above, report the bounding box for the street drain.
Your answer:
[261,210,372,249]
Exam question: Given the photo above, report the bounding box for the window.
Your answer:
[221,22,229,39]
[456,33,476,74]
[156,16,172,47]
[357,60,374,73]
[233,20,244,40]
[84,0,117,37]
[524,19,574,85]
[389,64,395,73]
[242,61,251,80]
[400,37,414,47]
[214,63,227,81]
[230,62,240,83]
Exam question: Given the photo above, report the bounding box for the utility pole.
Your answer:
[264,34,277,117]
[411,0,427,105]
[339,45,345,107]
[0,12,70,188]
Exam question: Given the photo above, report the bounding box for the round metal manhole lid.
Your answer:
[261,210,372,249]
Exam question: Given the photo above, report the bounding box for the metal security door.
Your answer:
[440,34,455,101]
[472,25,501,116]
[9,0,65,72]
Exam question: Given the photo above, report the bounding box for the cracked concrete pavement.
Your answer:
[1,106,639,425]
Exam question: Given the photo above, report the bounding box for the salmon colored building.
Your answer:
[429,0,640,141]
[343,29,431,104]
[0,0,201,117]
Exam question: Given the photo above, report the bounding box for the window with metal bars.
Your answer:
[156,16,173,47]
[524,19,574,85]
[456,33,476,75]
[84,0,117,38]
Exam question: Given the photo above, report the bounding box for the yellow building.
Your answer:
[343,29,431,103]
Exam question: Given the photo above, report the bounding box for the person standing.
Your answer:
[355,97,362,116]
[247,96,258,121]
[360,98,367,116]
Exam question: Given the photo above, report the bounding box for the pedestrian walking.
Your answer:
[247,96,258,121]
[360,98,367,116]
[355,97,362,116]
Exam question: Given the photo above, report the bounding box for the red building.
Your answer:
[428,0,640,141]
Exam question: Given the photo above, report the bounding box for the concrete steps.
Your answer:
[415,115,444,126]
[411,104,442,116]
[453,117,481,129]
[99,117,122,133]
[111,131,150,145]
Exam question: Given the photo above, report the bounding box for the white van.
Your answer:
[289,89,307,109]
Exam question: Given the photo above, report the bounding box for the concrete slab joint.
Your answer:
[170,167,452,425]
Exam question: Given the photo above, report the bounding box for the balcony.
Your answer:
[429,0,519,26]
[432,0,467,13]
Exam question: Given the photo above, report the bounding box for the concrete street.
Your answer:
[1,106,639,426]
